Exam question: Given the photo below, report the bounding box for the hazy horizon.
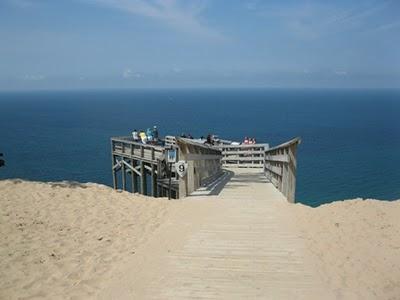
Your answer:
[1,0,399,90]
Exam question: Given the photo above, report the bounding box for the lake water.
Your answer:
[0,88,399,206]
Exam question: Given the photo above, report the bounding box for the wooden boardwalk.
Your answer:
[101,169,333,300]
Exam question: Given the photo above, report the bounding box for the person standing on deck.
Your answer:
[206,134,212,144]
[139,130,147,144]
[132,129,140,142]
[152,126,159,144]
[146,128,153,144]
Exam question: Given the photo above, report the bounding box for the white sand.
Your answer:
[1,178,399,299]
[0,179,174,299]
[293,199,400,299]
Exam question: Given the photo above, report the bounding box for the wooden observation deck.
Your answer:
[111,135,300,202]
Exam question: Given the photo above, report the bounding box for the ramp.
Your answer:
[101,169,333,300]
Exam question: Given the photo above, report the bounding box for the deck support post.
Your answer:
[151,164,157,197]
[131,159,138,193]
[157,160,162,197]
[121,158,126,191]
[112,155,117,190]
[140,161,147,195]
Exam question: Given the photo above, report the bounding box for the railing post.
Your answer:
[140,161,147,195]
[132,159,138,193]
[264,137,300,203]
[121,158,126,191]
[112,155,117,190]
[151,164,157,197]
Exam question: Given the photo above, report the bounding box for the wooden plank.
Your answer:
[122,160,141,176]
[265,137,301,153]
[140,146,144,158]
[220,143,268,150]
[156,161,162,197]
[224,163,263,168]
[264,164,283,176]
[112,151,162,163]
[140,161,147,195]
[112,162,121,171]
[151,164,157,197]
[221,150,265,155]
[270,175,280,187]
[222,156,264,162]
[132,160,138,193]
[111,137,164,150]
[186,153,223,161]
[121,159,126,191]
[265,154,289,163]
[112,155,117,189]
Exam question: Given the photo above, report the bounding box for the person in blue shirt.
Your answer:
[146,128,153,143]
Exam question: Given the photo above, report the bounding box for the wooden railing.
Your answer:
[111,136,223,199]
[220,144,269,168]
[111,137,164,163]
[264,137,301,203]
[177,138,223,197]
[111,135,301,201]
[164,135,177,147]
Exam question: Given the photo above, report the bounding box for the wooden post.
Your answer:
[140,161,147,195]
[111,140,117,190]
[112,155,117,190]
[121,158,126,191]
[157,160,162,197]
[151,164,157,197]
[131,159,138,193]
[140,146,144,158]
[168,162,172,200]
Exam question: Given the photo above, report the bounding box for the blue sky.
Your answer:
[0,0,399,89]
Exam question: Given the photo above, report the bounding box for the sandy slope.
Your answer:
[293,199,400,299]
[1,178,400,299]
[0,180,174,299]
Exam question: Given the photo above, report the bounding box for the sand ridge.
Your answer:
[0,179,175,299]
[293,199,400,299]
[1,177,400,299]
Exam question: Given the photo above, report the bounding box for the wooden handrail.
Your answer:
[264,137,301,203]
[220,143,269,168]
[111,137,164,164]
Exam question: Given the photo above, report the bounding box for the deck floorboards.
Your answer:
[101,169,333,300]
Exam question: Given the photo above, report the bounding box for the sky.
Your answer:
[0,0,399,90]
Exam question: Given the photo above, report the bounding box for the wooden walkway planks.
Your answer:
[101,169,332,300]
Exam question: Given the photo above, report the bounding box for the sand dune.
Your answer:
[0,180,174,299]
[1,179,399,299]
[294,199,400,299]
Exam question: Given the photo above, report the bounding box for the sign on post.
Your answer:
[166,149,177,163]
[175,161,188,177]
[166,148,177,200]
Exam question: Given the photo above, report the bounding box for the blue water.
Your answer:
[0,88,399,206]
